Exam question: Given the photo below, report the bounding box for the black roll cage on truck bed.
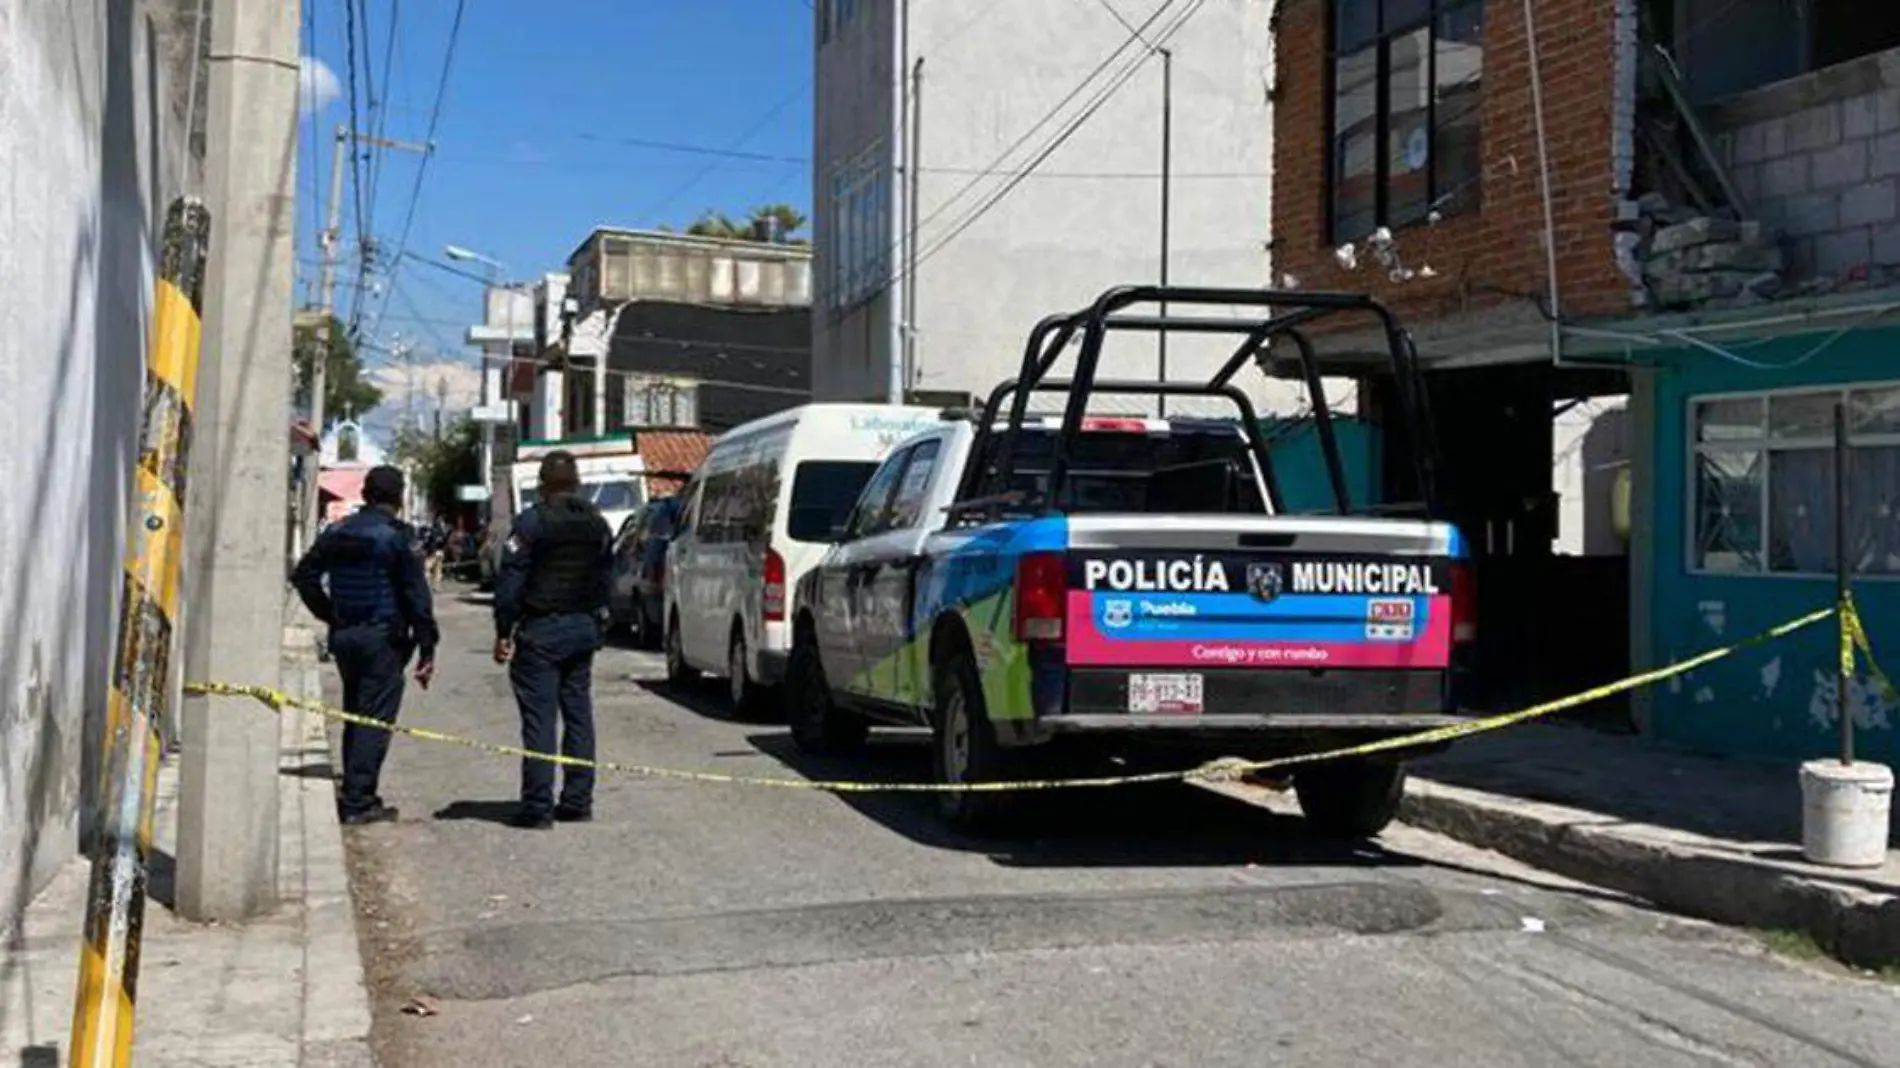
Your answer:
[952,285,1444,523]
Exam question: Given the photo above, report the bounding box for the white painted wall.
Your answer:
[813,0,1332,417]
[1553,396,1631,557]
[0,0,196,930]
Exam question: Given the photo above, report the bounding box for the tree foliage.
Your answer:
[389,417,482,515]
[294,313,384,424]
[684,204,810,245]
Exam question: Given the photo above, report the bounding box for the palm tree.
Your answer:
[683,205,810,244]
[685,210,743,239]
[750,203,807,242]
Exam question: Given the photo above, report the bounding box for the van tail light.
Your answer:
[1449,562,1477,645]
[763,549,787,622]
[1013,552,1067,643]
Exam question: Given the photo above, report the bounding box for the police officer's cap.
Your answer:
[363,465,405,506]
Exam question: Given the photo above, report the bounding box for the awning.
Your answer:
[318,468,367,503]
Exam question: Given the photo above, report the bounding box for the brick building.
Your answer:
[1270,0,1900,765]
[1273,0,1632,345]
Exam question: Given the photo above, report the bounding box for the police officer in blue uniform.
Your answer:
[493,450,613,829]
[291,466,439,825]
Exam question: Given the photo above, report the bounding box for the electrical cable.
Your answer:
[366,0,468,344]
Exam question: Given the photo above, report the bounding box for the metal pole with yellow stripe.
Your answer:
[70,196,211,1068]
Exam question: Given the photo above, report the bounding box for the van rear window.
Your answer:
[787,461,878,542]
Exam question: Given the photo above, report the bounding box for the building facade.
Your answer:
[542,228,814,439]
[1272,0,1900,761]
[811,0,1283,414]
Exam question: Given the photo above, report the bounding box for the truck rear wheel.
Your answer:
[788,632,867,755]
[1294,758,1406,839]
[932,653,1016,834]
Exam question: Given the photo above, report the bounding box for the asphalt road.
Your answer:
[344,593,1900,1068]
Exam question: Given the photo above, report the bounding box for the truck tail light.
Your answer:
[763,549,786,623]
[1449,562,1476,645]
[1080,417,1151,433]
[1013,552,1066,643]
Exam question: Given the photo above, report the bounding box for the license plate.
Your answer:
[1128,673,1204,715]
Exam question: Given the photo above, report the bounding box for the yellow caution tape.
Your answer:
[1843,595,1898,704]
[185,602,1838,794]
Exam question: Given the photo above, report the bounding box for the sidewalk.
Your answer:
[1399,723,1900,969]
[0,626,372,1067]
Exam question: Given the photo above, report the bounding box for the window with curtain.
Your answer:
[1329,0,1485,243]
[1690,384,1900,576]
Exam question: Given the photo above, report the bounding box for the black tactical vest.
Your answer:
[523,497,610,616]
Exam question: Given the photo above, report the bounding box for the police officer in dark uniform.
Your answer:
[493,450,613,829]
[291,466,438,825]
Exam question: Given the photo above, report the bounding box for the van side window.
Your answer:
[885,439,941,530]
[733,460,779,548]
[675,482,701,536]
[701,471,737,544]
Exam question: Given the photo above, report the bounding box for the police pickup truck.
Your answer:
[786,286,1474,835]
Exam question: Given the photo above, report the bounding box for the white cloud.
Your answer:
[368,359,484,423]
[299,56,341,117]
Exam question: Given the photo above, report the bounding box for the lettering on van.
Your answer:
[850,415,938,435]
[1082,556,1230,593]
[1290,560,1440,596]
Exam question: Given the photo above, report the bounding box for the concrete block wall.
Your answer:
[1714,49,1900,280]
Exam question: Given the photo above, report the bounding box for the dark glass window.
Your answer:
[787,461,879,542]
[1329,0,1485,242]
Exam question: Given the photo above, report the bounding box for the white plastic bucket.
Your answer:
[1800,760,1895,869]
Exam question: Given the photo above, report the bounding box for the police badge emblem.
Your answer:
[1245,562,1285,603]
[1103,599,1134,628]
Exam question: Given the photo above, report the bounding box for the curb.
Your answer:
[283,624,375,1068]
[1401,777,1900,970]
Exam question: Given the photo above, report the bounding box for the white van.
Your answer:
[664,404,944,714]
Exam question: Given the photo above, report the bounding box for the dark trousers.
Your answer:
[331,623,410,815]
[510,613,601,815]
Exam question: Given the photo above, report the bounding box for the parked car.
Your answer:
[609,495,684,648]
[663,403,944,715]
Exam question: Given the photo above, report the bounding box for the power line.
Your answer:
[1089,0,1154,44]
[368,0,467,342]
[577,133,805,165]
[913,0,1181,238]
[366,0,404,224]
[638,78,813,225]
[478,135,1274,180]
[342,0,384,335]
[893,0,1212,302]
[396,252,815,360]
[341,0,368,263]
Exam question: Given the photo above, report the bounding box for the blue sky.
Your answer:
[297,0,813,419]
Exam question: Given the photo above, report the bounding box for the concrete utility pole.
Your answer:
[303,124,347,555]
[305,127,431,549]
[175,0,301,921]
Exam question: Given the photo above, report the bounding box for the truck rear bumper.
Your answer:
[991,666,1468,750]
[1064,666,1452,719]
[1043,712,1474,732]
